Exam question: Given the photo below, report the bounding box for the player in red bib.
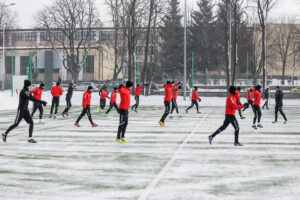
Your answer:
[252,85,263,129]
[50,82,63,119]
[243,88,254,112]
[75,86,98,127]
[209,86,249,146]
[98,85,110,112]
[186,86,201,113]
[30,83,45,123]
[131,83,148,112]
[170,86,182,119]
[236,87,245,119]
[106,87,119,114]
[116,81,133,144]
[159,81,180,127]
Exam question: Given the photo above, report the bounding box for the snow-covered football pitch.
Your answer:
[0,105,299,200]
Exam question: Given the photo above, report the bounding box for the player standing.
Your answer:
[2,80,47,143]
[98,85,109,112]
[236,87,245,119]
[170,86,182,119]
[186,86,201,114]
[75,86,98,127]
[272,86,288,124]
[106,87,119,115]
[30,83,46,123]
[159,81,179,127]
[62,80,76,118]
[50,82,63,119]
[262,88,270,110]
[116,81,133,144]
[252,85,263,129]
[131,84,148,112]
[208,86,249,146]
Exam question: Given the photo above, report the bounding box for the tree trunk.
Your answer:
[262,25,267,91]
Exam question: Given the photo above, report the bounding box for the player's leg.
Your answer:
[209,115,231,144]
[231,116,242,146]
[160,101,170,123]
[23,110,36,143]
[31,102,38,117]
[106,102,113,114]
[2,110,24,142]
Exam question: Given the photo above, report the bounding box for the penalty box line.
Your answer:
[138,109,211,200]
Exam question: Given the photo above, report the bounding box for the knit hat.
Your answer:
[229,86,237,94]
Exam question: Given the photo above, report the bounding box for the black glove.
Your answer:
[178,82,181,85]
[171,81,175,84]
[244,103,249,109]
[145,83,150,86]
[198,99,201,102]
[118,84,123,89]
[42,101,47,106]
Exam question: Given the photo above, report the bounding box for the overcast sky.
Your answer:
[4,0,300,28]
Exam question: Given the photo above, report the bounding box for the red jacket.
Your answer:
[100,89,109,99]
[110,90,117,103]
[51,85,63,97]
[254,89,262,106]
[248,90,253,101]
[236,90,241,103]
[192,89,200,100]
[135,85,146,96]
[30,87,43,100]
[118,86,131,110]
[225,93,244,115]
[82,90,92,108]
[164,83,178,101]
[172,89,179,100]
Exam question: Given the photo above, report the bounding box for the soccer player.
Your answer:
[98,85,110,112]
[252,85,263,129]
[159,81,180,127]
[262,88,270,110]
[75,86,98,127]
[50,82,63,119]
[116,81,133,144]
[273,86,288,124]
[106,87,119,115]
[131,83,148,112]
[31,83,45,123]
[186,86,201,113]
[62,80,76,118]
[236,87,245,119]
[243,88,254,112]
[208,86,249,146]
[170,86,182,119]
[2,80,47,143]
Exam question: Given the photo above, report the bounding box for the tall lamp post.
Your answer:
[183,0,187,100]
[1,3,16,91]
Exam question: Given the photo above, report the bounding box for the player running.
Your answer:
[272,86,288,124]
[131,83,148,112]
[62,80,76,118]
[170,86,182,119]
[98,85,110,112]
[236,87,245,119]
[2,80,47,143]
[30,83,46,123]
[106,87,119,115]
[208,86,249,146]
[252,85,263,129]
[159,81,180,127]
[116,81,133,144]
[262,88,270,110]
[186,86,201,114]
[75,86,98,127]
[50,82,63,119]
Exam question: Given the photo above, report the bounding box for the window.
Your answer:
[40,32,51,41]
[101,31,112,41]
[76,31,97,40]
[12,32,24,41]
[5,56,15,75]
[53,32,64,41]
[85,55,94,73]
[25,32,37,41]
[20,56,29,75]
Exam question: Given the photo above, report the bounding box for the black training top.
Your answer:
[18,87,43,110]
[275,90,284,106]
[66,83,74,100]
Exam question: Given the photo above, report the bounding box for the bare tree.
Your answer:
[0,0,17,28]
[36,0,100,82]
[269,18,298,85]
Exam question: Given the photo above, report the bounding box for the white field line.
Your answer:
[138,110,211,200]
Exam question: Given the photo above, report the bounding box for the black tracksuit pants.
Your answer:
[100,99,106,109]
[106,102,119,114]
[187,100,199,112]
[160,101,170,123]
[76,106,93,125]
[31,102,43,119]
[132,96,140,111]
[262,99,269,109]
[5,109,34,138]
[253,105,262,124]
[50,97,60,115]
[275,105,287,122]
[62,98,72,114]
[171,99,179,114]
[211,114,240,143]
[117,109,128,139]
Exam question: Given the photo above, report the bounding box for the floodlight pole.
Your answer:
[183,0,187,100]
